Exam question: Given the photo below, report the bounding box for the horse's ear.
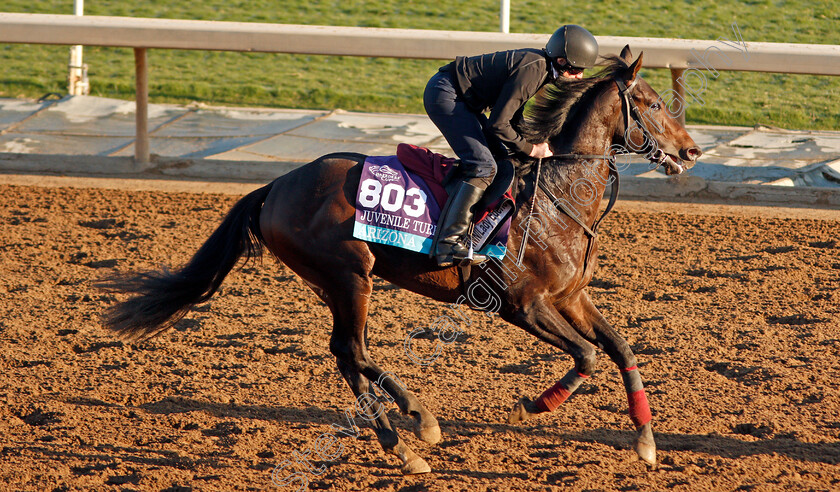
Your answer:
[620,45,633,63]
[625,52,644,82]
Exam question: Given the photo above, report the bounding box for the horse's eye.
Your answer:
[650,102,661,111]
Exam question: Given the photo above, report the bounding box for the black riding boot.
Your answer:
[434,181,487,267]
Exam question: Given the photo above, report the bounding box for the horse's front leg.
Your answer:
[501,296,599,425]
[559,290,656,466]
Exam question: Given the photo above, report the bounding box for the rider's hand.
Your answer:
[529,142,553,159]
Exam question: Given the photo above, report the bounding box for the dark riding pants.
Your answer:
[423,70,500,188]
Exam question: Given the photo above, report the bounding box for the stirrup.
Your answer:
[436,241,487,267]
[456,242,487,266]
[436,253,487,268]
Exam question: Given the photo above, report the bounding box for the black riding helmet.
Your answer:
[545,25,599,69]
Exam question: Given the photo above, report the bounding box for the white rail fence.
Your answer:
[1,13,839,165]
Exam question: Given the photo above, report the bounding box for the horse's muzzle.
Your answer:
[650,149,685,175]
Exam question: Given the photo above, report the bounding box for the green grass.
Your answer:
[1,0,838,129]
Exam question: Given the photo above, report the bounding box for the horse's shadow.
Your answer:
[67,396,840,466]
[446,419,840,465]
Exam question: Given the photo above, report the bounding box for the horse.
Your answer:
[99,46,702,476]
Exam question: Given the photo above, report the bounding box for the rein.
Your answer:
[538,154,618,239]
[537,154,619,237]
[515,157,542,265]
[532,154,619,281]
[516,77,652,279]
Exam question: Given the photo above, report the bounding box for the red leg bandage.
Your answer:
[534,370,589,412]
[535,380,572,412]
[627,389,652,427]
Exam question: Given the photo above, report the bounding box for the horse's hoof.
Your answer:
[412,411,441,445]
[415,423,442,445]
[391,437,432,475]
[507,397,538,424]
[632,423,657,466]
[402,456,432,475]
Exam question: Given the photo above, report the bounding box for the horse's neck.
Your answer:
[561,86,619,160]
[544,88,619,223]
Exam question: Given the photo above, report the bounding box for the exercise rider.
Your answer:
[424,24,599,267]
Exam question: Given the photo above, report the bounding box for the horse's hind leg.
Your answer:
[319,271,439,473]
[334,359,431,474]
[305,278,441,446]
[559,290,656,465]
[355,327,442,447]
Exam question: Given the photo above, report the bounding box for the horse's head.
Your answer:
[612,46,702,175]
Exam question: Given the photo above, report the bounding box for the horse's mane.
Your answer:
[518,55,629,145]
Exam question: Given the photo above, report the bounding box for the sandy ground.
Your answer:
[1,176,839,491]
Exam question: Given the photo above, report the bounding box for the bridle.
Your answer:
[614,77,670,170]
[517,76,660,287]
[464,75,675,308]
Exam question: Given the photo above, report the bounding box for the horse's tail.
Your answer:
[98,182,274,341]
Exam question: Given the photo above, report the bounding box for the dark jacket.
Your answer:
[445,48,556,155]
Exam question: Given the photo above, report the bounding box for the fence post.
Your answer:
[67,0,88,96]
[670,68,686,127]
[134,47,150,166]
[500,0,510,34]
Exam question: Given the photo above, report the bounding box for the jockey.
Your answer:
[424,24,599,267]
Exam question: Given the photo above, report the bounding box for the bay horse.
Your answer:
[100,46,701,475]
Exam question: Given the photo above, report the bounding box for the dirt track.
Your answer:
[1,179,839,491]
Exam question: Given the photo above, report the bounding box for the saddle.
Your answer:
[351,146,515,265]
[396,143,515,218]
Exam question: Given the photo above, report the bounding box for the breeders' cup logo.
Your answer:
[369,165,401,182]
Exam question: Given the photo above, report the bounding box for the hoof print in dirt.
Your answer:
[733,423,774,439]
[17,408,62,427]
